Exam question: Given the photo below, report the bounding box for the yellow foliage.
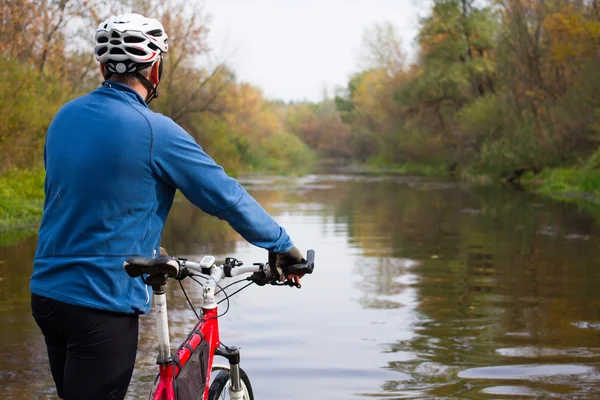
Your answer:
[353,69,390,121]
[220,83,282,141]
[545,6,600,65]
[420,33,450,55]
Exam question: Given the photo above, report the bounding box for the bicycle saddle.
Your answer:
[123,256,180,278]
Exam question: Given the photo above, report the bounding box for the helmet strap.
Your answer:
[137,55,163,105]
[136,72,159,105]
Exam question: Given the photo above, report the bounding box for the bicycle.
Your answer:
[123,249,315,400]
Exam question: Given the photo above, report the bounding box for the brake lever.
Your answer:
[270,280,301,289]
[248,262,302,288]
[175,265,191,281]
[249,271,270,286]
[288,281,301,289]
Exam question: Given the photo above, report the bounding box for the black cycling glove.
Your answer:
[268,246,304,281]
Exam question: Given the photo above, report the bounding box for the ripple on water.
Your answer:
[496,346,600,359]
[572,321,600,330]
[359,297,405,309]
[458,364,595,380]
[480,385,540,397]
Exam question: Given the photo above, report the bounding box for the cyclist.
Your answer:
[30,13,303,400]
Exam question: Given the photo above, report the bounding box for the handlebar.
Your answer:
[125,250,315,290]
[182,249,315,280]
[281,249,315,276]
[181,260,265,278]
[124,250,315,308]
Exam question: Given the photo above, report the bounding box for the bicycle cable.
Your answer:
[188,275,235,319]
[216,283,231,318]
[178,272,256,321]
[215,277,250,295]
[218,281,254,305]
[189,275,205,286]
[188,273,208,280]
[178,280,201,320]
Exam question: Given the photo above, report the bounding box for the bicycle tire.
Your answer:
[208,367,254,400]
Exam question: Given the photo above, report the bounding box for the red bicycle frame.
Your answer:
[151,307,220,400]
[143,255,252,400]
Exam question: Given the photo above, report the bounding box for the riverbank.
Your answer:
[334,161,451,177]
[519,168,600,207]
[3,162,600,245]
[344,160,600,209]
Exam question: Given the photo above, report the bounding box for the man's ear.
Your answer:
[100,62,106,79]
[150,59,161,85]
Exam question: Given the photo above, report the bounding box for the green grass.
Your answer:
[354,160,451,177]
[0,168,45,233]
[520,168,600,206]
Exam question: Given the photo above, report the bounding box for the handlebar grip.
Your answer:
[282,249,315,276]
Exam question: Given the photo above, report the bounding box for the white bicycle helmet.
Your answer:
[95,13,168,103]
[95,13,168,74]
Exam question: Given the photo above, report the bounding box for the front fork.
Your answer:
[215,345,244,399]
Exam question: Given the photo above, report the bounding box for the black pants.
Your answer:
[31,293,139,400]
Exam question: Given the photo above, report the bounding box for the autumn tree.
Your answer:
[0,0,315,174]
[283,100,352,160]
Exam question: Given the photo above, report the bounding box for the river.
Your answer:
[1,174,600,399]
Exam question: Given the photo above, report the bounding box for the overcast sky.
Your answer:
[204,0,430,102]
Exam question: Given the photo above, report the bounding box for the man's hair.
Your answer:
[108,65,151,85]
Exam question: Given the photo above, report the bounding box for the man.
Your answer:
[30,13,303,400]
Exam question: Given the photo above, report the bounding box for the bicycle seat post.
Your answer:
[146,273,172,365]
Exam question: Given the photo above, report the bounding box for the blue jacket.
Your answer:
[30,81,293,314]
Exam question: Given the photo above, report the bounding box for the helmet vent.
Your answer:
[97,36,108,43]
[111,31,121,38]
[96,47,108,56]
[109,48,126,55]
[123,36,145,44]
[147,43,159,51]
[146,29,163,37]
[110,39,121,45]
[126,47,147,56]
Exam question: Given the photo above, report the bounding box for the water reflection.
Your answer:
[1,174,600,398]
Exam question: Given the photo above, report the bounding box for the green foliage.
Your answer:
[0,169,45,230]
[456,95,504,146]
[472,113,554,176]
[584,148,600,171]
[366,159,450,176]
[0,58,75,173]
[520,168,600,208]
[243,131,317,175]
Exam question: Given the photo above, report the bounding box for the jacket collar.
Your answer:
[101,81,147,107]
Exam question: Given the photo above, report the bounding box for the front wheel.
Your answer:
[208,367,254,400]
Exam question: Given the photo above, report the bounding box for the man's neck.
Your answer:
[107,79,148,101]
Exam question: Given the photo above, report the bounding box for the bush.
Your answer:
[456,94,505,151]
[0,168,45,229]
[0,58,75,173]
[473,110,560,176]
[245,131,317,174]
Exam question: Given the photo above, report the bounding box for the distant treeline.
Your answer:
[330,0,600,179]
[3,0,600,183]
[0,0,315,176]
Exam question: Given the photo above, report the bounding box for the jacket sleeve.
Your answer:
[149,116,293,253]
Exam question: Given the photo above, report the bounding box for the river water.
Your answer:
[2,174,600,399]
